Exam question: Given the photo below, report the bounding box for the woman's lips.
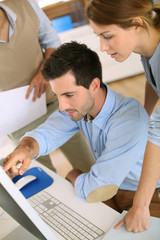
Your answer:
[110,53,117,58]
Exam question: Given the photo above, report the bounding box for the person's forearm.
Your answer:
[26,48,56,101]
[133,141,160,208]
[17,137,39,159]
[44,48,56,60]
[39,48,56,72]
[114,142,160,231]
[66,169,83,186]
[144,82,159,116]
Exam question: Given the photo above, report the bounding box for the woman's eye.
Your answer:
[102,35,113,40]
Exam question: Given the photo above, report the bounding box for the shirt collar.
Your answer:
[0,3,17,30]
[149,41,160,66]
[84,114,94,122]
[83,84,116,129]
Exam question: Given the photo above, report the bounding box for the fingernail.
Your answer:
[19,169,24,175]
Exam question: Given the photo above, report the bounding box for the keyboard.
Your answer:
[28,191,104,240]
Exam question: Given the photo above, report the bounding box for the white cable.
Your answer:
[0,211,6,218]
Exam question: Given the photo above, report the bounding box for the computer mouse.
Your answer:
[15,175,37,190]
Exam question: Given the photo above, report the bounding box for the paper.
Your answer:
[0,86,47,136]
[103,210,160,240]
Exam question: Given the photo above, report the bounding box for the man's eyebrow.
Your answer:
[61,91,76,96]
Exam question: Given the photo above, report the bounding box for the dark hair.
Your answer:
[86,0,160,30]
[42,41,104,89]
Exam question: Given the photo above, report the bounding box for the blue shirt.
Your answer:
[141,43,160,146]
[141,43,160,98]
[0,0,61,48]
[24,85,156,199]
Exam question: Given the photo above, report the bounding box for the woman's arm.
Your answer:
[115,141,160,232]
[144,81,159,116]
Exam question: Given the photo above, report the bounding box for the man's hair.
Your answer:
[42,41,104,89]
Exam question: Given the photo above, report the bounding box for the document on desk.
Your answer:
[0,86,47,136]
[103,210,160,240]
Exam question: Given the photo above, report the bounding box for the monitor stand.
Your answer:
[2,226,38,240]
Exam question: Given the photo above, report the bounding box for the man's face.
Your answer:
[49,71,95,121]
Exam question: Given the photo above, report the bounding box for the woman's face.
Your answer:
[90,20,138,62]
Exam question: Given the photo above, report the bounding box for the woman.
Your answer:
[86,0,160,233]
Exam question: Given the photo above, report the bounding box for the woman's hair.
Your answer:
[86,0,160,30]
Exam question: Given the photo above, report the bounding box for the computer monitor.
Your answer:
[0,166,56,240]
[51,15,73,33]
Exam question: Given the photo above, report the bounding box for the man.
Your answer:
[0,0,94,172]
[3,42,155,212]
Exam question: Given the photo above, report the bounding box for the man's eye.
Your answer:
[66,94,73,97]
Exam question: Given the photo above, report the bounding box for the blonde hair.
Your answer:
[86,0,160,30]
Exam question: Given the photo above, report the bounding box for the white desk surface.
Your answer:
[0,161,120,239]
[103,211,160,240]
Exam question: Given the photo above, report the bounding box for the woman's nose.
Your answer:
[100,38,109,52]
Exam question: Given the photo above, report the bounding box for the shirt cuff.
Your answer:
[74,173,87,199]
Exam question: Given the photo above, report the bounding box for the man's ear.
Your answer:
[90,78,100,93]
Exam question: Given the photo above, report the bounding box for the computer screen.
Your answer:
[0,166,56,240]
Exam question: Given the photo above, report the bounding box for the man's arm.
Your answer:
[25,48,56,102]
[3,137,39,178]
[115,141,160,232]
[26,0,61,101]
[66,169,83,186]
[66,169,119,202]
[66,115,148,201]
[28,0,60,50]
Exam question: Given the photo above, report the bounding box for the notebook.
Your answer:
[0,85,47,136]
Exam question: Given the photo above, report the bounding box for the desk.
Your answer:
[0,160,120,239]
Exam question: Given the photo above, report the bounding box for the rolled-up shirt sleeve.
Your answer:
[148,106,160,147]
[23,110,80,158]
[75,119,148,199]
[28,0,61,49]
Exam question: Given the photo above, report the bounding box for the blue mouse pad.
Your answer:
[12,167,54,199]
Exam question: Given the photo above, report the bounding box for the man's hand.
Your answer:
[25,48,56,102]
[65,169,83,186]
[114,205,150,232]
[3,146,32,178]
[3,137,38,178]
[25,71,49,102]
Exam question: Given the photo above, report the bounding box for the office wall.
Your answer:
[153,0,160,3]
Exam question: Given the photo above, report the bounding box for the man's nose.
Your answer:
[58,98,68,112]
